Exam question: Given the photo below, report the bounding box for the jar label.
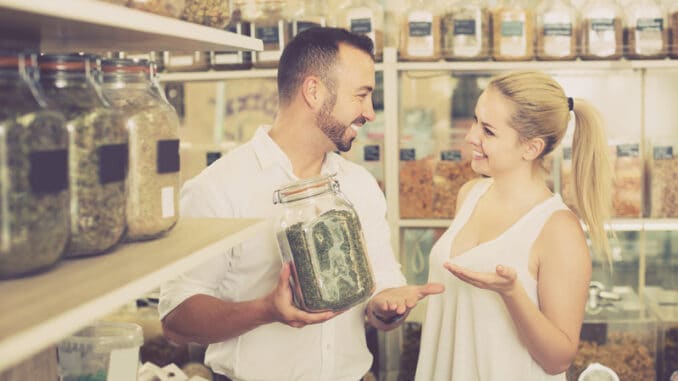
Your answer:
[256,26,280,45]
[637,18,663,32]
[400,148,416,161]
[616,143,640,157]
[544,23,572,36]
[454,19,476,36]
[350,18,373,34]
[501,20,524,37]
[29,149,68,194]
[591,19,614,32]
[440,150,462,161]
[588,18,618,56]
[161,186,175,218]
[157,139,180,174]
[654,146,673,160]
[98,144,128,184]
[409,21,432,37]
[206,151,222,166]
[364,145,380,161]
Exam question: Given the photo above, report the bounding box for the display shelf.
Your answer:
[0,217,266,373]
[396,59,678,72]
[398,218,678,231]
[0,0,263,53]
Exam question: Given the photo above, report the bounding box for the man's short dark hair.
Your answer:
[277,27,374,106]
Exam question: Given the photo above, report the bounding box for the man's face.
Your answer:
[316,43,376,152]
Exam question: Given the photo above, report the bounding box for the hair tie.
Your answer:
[568,97,574,111]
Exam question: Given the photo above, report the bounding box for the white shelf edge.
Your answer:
[398,218,678,231]
[396,59,678,72]
[0,218,267,373]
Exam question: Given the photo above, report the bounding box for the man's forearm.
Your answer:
[162,294,273,345]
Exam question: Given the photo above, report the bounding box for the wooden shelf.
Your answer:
[0,0,263,53]
[0,217,266,373]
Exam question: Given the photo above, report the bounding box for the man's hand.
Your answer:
[367,283,444,329]
[265,262,342,328]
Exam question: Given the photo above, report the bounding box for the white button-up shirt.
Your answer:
[159,126,406,381]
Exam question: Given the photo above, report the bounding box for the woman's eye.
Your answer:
[483,127,494,136]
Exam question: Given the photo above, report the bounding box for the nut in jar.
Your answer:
[181,0,230,28]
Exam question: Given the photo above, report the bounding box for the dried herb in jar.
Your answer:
[284,209,374,312]
[181,0,230,28]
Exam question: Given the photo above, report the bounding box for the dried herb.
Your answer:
[0,75,69,279]
[283,209,374,312]
[41,84,128,257]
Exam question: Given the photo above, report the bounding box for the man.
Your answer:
[159,27,444,381]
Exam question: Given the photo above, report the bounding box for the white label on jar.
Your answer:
[653,146,673,160]
[453,18,481,57]
[617,143,640,157]
[162,186,175,218]
[543,22,572,56]
[635,18,663,54]
[588,18,617,57]
[255,21,285,64]
[214,53,239,65]
[168,55,194,67]
[347,8,375,45]
[500,19,526,57]
[407,11,434,57]
[107,347,139,381]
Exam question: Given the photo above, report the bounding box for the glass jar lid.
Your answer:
[273,174,340,204]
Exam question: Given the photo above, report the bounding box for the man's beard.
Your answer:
[316,95,365,152]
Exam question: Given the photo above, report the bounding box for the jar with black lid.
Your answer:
[273,174,375,312]
[0,52,69,278]
[38,54,128,257]
[101,58,180,241]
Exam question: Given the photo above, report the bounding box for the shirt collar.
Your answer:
[252,125,342,177]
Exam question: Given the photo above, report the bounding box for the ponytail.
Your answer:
[571,99,614,265]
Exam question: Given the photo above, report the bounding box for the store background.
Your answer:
[2,0,678,380]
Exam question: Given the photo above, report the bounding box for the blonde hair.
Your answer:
[488,71,613,264]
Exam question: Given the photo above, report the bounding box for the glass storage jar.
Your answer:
[431,129,477,219]
[648,136,678,218]
[399,0,441,62]
[580,0,624,60]
[288,0,326,38]
[128,0,185,18]
[336,0,384,61]
[251,0,289,68]
[491,0,535,61]
[610,141,642,218]
[0,53,69,279]
[181,0,230,28]
[441,0,491,61]
[671,2,678,59]
[210,3,253,71]
[273,174,375,312]
[38,54,128,257]
[644,286,678,381]
[101,59,180,242]
[161,51,209,72]
[624,0,668,59]
[536,0,578,60]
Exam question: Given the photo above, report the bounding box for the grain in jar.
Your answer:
[337,0,384,61]
[181,0,230,28]
[648,138,678,218]
[441,0,491,61]
[536,0,578,60]
[491,0,535,61]
[128,0,185,18]
[431,150,477,218]
[399,149,435,219]
[0,53,69,279]
[399,0,441,62]
[671,3,678,59]
[624,0,668,59]
[251,0,289,68]
[580,0,623,60]
[611,143,642,218]
[38,54,128,257]
[101,59,180,241]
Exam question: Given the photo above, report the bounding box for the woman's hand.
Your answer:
[444,262,519,297]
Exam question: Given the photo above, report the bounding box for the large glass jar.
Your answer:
[101,59,180,242]
[491,0,535,61]
[288,0,326,38]
[0,53,69,279]
[399,0,441,62]
[610,141,642,218]
[38,54,128,257]
[273,175,375,312]
[648,136,678,218]
[128,0,186,18]
[210,3,253,71]
[671,2,678,59]
[181,0,230,28]
[624,0,668,59]
[580,0,624,60]
[441,0,491,61]
[251,0,289,68]
[431,129,477,219]
[536,0,578,60]
[336,0,384,61]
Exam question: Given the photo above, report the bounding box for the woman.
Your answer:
[415,71,613,380]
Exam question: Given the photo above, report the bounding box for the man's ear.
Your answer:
[300,75,325,110]
[522,137,545,161]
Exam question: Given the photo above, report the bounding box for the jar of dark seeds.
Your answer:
[38,54,128,257]
[273,174,375,312]
[0,52,69,279]
[100,59,180,242]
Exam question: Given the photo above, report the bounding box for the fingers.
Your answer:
[496,265,516,280]
[418,282,445,296]
[278,262,291,284]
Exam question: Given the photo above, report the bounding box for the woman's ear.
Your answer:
[300,75,325,110]
[522,137,546,161]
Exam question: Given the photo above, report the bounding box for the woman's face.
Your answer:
[465,86,526,177]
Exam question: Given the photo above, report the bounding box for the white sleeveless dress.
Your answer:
[415,178,568,381]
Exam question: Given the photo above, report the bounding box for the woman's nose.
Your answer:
[465,124,480,145]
